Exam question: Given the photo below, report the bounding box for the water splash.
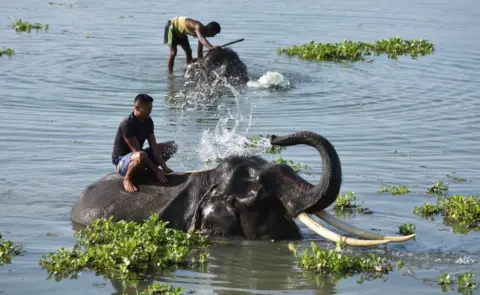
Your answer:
[247,71,291,89]
[196,85,272,168]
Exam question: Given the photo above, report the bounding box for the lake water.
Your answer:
[1,0,479,294]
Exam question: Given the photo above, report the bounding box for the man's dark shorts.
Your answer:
[164,20,190,47]
[113,141,177,176]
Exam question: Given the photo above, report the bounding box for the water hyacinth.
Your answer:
[289,241,398,283]
[398,223,416,236]
[137,283,183,295]
[0,233,23,265]
[11,19,49,33]
[414,195,480,233]
[39,214,210,282]
[378,184,411,195]
[0,48,15,57]
[278,37,434,62]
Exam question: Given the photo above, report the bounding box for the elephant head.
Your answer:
[184,47,249,86]
[71,131,415,246]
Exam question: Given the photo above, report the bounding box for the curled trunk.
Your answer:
[270,131,342,217]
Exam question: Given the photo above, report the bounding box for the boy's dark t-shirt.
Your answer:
[112,112,154,165]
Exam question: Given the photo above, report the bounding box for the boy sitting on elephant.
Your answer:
[111,94,178,192]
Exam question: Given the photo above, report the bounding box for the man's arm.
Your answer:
[124,137,141,153]
[147,133,172,172]
[194,23,215,50]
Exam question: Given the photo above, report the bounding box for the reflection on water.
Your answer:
[103,240,339,295]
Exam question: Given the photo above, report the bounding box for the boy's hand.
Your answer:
[155,169,168,183]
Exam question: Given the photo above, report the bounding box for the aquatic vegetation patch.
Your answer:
[446,174,467,182]
[0,233,23,265]
[11,19,49,33]
[378,184,411,195]
[427,180,448,196]
[0,48,15,57]
[333,191,372,215]
[38,214,210,282]
[289,242,400,284]
[138,283,183,295]
[437,272,477,294]
[245,135,286,154]
[273,156,312,175]
[398,223,416,235]
[278,37,434,62]
[414,195,480,233]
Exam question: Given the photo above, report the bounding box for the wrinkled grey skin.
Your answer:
[184,47,249,86]
[71,131,342,240]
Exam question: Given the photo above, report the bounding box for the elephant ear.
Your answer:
[189,183,220,231]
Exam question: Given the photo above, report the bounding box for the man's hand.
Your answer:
[210,45,218,50]
[155,168,168,183]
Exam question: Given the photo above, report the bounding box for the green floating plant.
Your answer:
[398,223,416,235]
[273,156,312,175]
[427,180,448,196]
[333,191,372,215]
[278,37,434,62]
[138,283,183,295]
[378,184,411,195]
[0,48,15,57]
[245,135,286,154]
[446,174,467,182]
[0,233,23,265]
[288,241,400,285]
[11,19,49,33]
[414,195,480,234]
[438,272,477,294]
[38,214,210,282]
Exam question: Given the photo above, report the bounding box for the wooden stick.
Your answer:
[205,38,245,52]
[167,169,207,175]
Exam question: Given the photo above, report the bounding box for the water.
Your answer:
[1,0,480,293]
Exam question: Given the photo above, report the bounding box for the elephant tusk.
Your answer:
[297,213,390,247]
[315,211,416,242]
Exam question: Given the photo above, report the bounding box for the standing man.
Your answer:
[112,94,178,192]
[164,16,221,74]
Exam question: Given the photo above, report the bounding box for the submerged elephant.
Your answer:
[71,131,415,246]
[184,47,249,86]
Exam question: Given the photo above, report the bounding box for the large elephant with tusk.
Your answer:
[71,131,415,246]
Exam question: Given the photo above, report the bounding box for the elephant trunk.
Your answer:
[270,131,342,217]
[271,132,417,247]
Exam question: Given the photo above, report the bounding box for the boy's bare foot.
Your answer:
[123,177,138,192]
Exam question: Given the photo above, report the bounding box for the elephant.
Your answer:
[71,131,415,246]
[184,47,249,86]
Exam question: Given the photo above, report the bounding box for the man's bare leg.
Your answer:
[168,45,177,75]
[180,42,193,67]
[123,151,156,192]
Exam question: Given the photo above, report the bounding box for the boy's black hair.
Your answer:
[134,93,154,104]
[206,21,221,34]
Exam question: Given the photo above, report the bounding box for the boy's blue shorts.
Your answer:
[113,147,154,176]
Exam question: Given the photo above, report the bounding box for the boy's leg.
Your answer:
[116,151,151,192]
